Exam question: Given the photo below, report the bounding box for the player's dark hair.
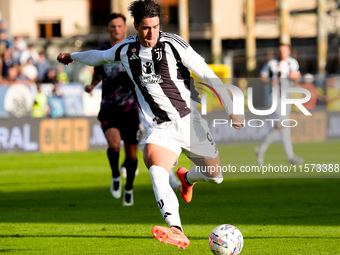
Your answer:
[106,13,126,25]
[128,0,163,25]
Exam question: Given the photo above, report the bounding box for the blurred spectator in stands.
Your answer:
[1,48,14,78]
[14,35,26,51]
[299,73,320,110]
[2,64,21,85]
[35,51,50,82]
[325,76,340,111]
[0,21,10,83]
[78,66,94,85]
[56,64,69,84]
[0,54,3,83]
[21,58,38,84]
[31,83,48,117]
[0,25,12,55]
[20,44,39,65]
[12,35,26,64]
[42,68,58,85]
[47,83,64,118]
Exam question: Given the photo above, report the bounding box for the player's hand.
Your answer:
[84,84,95,93]
[271,79,279,86]
[289,72,301,79]
[229,114,245,130]
[57,53,73,65]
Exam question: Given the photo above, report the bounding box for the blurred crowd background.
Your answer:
[0,0,340,119]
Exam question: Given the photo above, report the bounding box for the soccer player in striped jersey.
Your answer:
[57,0,244,249]
[255,44,304,165]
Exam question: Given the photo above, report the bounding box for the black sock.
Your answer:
[124,158,137,190]
[107,148,120,178]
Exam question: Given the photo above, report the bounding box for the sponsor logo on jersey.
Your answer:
[139,62,163,86]
[139,74,163,87]
[143,62,153,74]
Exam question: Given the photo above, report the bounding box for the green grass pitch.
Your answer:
[0,141,340,254]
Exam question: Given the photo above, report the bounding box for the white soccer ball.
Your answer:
[209,224,243,255]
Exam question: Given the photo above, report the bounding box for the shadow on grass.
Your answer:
[0,249,38,253]
[0,234,339,240]
[1,178,340,226]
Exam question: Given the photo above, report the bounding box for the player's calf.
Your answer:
[204,172,224,184]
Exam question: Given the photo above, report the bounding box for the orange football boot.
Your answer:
[152,226,190,249]
[176,167,194,203]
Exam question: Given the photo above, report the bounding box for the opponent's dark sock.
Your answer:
[107,148,120,178]
[124,158,138,190]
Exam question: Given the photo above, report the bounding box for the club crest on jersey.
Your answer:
[154,48,162,61]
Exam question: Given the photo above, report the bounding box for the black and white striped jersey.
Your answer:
[71,31,233,127]
[260,57,300,85]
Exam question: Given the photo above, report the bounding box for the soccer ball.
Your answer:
[209,224,243,255]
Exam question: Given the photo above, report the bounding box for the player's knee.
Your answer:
[108,143,120,152]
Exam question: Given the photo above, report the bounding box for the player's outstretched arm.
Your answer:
[187,54,245,130]
[57,53,73,65]
[170,36,245,130]
[57,50,108,67]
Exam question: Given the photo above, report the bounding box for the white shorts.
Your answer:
[139,109,218,159]
[272,103,292,127]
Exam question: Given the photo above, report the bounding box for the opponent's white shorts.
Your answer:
[139,109,218,159]
[272,103,292,127]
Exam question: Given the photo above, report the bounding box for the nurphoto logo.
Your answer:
[199,83,312,128]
